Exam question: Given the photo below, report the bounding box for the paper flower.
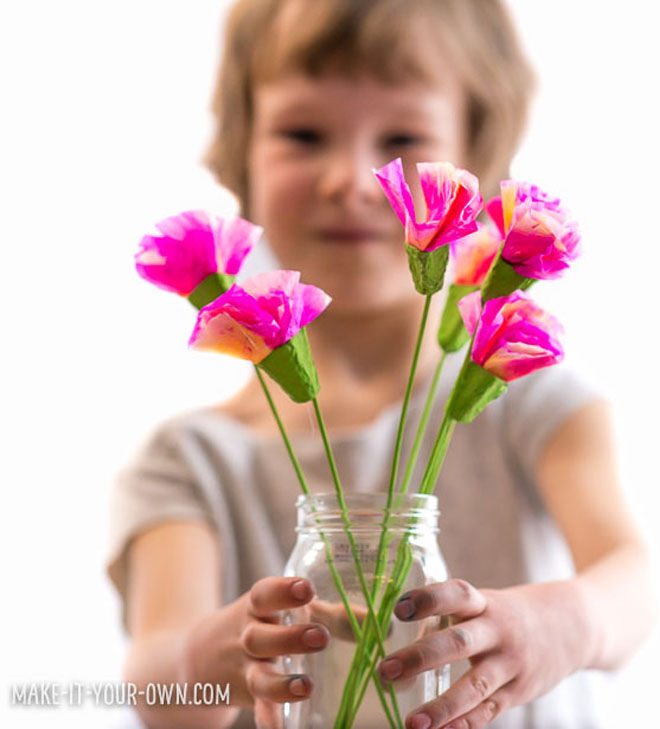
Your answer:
[450,224,501,286]
[135,210,262,296]
[458,290,564,382]
[189,270,330,360]
[189,271,330,402]
[486,182,580,279]
[374,158,482,252]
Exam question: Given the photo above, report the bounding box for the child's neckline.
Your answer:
[197,356,461,448]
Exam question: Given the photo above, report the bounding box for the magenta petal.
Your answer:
[498,182,580,280]
[135,211,217,296]
[374,157,483,253]
[136,209,260,296]
[373,158,416,227]
[414,164,482,251]
[242,270,331,347]
[486,197,506,238]
[189,286,270,340]
[469,291,564,382]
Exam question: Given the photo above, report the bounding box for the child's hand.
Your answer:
[377,578,589,729]
[183,576,329,729]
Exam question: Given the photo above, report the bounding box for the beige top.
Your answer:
[107,357,613,728]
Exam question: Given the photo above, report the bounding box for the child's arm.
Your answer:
[123,521,329,729]
[536,398,656,668]
[376,400,656,728]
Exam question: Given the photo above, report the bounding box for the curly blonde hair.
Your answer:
[205,0,535,213]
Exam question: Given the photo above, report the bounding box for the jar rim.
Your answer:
[295,491,439,513]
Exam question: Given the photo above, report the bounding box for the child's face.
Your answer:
[248,72,465,313]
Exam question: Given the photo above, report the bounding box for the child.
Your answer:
[107,1,655,727]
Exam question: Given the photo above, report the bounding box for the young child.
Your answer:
[107,1,655,727]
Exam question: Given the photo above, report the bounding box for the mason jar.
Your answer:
[281,492,449,729]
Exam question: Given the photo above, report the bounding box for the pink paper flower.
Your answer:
[486,181,580,279]
[458,290,564,382]
[374,158,482,252]
[450,224,501,286]
[189,270,331,363]
[135,210,262,295]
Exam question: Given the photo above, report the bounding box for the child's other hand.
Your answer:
[377,578,589,729]
[183,576,328,729]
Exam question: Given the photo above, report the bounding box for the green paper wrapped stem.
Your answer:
[480,256,535,302]
[258,328,320,403]
[437,283,479,352]
[406,244,449,295]
[187,272,235,309]
[446,359,508,423]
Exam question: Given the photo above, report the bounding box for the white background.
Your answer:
[1,1,658,727]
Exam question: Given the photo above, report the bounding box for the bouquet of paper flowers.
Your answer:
[135,158,579,728]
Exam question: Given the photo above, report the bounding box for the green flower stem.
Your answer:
[397,350,446,496]
[348,411,457,718]
[417,413,456,496]
[338,294,432,728]
[254,368,308,494]
[255,369,362,642]
[344,295,434,721]
[335,605,403,729]
[334,649,397,729]
[312,397,401,728]
[311,397,388,651]
[348,334,470,724]
[366,351,447,609]
[346,542,414,727]
[347,349,448,698]
[371,293,433,595]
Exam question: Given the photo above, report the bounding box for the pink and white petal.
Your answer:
[242,270,302,299]
[485,342,563,382]
[297,283,332,329]
[451,226,500,286]
[457,290,483,337]
[452,168,482,224]
[156,209,210,240]
[135,236,202,295]
[416,161,457,222]
[373,157,416,226]
[199,286,281,345]
[189,311,272,363]
[135,240,168,271]
[215,216,263,275]
[471,294,525,365]
[406,218,448,251]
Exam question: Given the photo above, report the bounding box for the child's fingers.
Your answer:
[377,616,497,685]
[310,598,394,641]
[309,598,364,640]
[254,696,284,729]
[241,621,329,658]
[245,662,313,704]
[248,577,314,619]
[394,578,487,622]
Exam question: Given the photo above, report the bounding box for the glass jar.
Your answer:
[281,492,449,729]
